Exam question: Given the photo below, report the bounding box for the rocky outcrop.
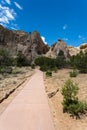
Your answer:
[68,46,80,56]
[0,25,14,45]
[79,43,87,52]
[46,40,87,59]
[80,43,87,49]
[0,25,49,63]
[46,39,70,60]
[28,31,49,55]
[68,43,87,56]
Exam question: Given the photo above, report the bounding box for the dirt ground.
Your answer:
[0,67,34,114]
[44,69,87,130]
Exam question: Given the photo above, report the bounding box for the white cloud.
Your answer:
[63,24,68,30]
[0,0,23,29]
[41,36,48,44]
[6,9,15,20]
[0,16,9,24]
[14,2,23,10]
[5,0,11,5]
[0,4,16,25]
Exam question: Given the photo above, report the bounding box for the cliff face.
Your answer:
[0,25,14,45]
[0,25,49,62]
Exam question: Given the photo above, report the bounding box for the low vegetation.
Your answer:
[0,47,87,74]
[46,71,52,77]
[31,64,35,69]
[0,49,31,71]
[35,56,66,72]
[69,69,78,77]
[61,79,87,119]
[16,51,30,67]
[0,48,13,66]
[0,66,12,74]
[70,51,87,73]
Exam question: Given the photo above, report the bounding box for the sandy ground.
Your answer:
[44,69,87,130]
[0,67,34,114]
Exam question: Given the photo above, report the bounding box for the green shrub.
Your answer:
[70,69,78,77]
[0,48,14,66]
[67,101,87,116]
[61,79,87,118]
[0,66,12,74]
[61,79,78,102]
[0,67,5,74]
[31,64,35,69]
[58,50,64,57]
[16,51,30,67]
[35,56,67,71]
[46,71,52,77]
[70,51,87,73]
[53,67,58,73]
[40,65,48,71]
[35,57,55,67]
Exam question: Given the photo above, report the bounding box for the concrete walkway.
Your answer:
[0,70,54,130]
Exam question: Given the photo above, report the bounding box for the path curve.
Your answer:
[0,70,54,130]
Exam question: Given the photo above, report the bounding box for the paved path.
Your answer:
[0,70,54,130]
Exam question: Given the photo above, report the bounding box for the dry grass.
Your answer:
[0,67,34,102]
[44,69,87,130]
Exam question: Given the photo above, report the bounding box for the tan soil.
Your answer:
[0,67,34,114]
[44,69,87,130]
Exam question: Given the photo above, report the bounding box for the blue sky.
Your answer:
[0,0,87,46]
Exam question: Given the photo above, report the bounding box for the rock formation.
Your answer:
[0,25,49,63]
[79,43,87,52]
[46,40,87,59]
[0,24,87,63]
[46,39,70,60]
[68,46,80,56]
[68,43,87,56]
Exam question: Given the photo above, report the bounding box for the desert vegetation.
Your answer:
[0,48,33,75]
[69,69,78,77]
[0,48,34,104]
[70,51,87,73]
[44,69,87,130]
[61,79,87,119]
[16,51,30,67]
[0,67,34,103]
[35,50,67,71]
[35,50,87,76]
[46,71,52,77]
